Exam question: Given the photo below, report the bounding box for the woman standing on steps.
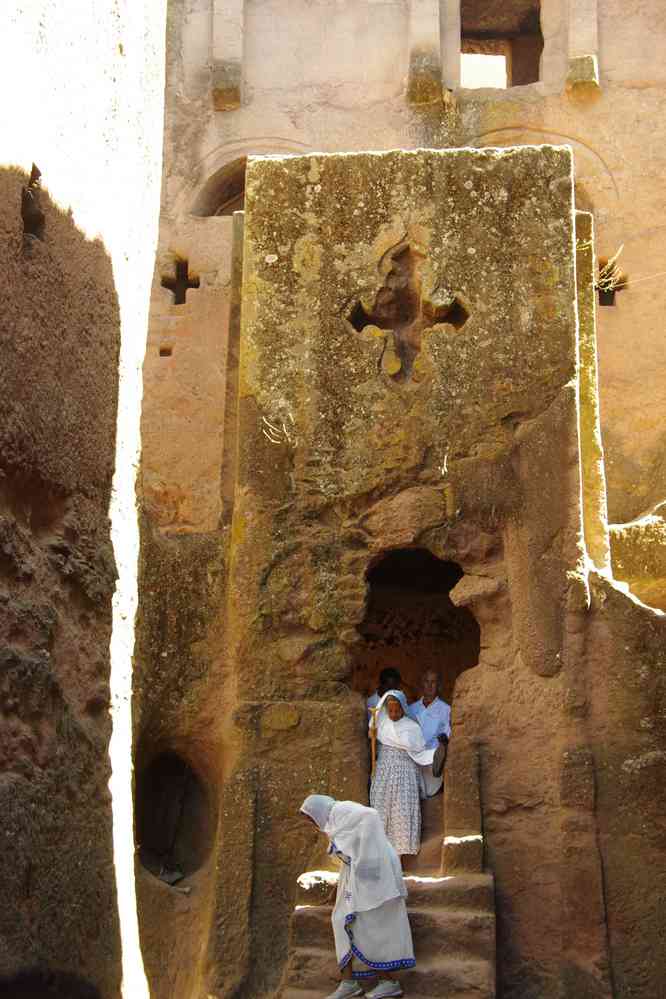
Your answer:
[369,690,435,861]
[299,794,415,999]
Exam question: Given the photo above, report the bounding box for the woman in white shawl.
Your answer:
[369,689,435,858]
[300,794,415,999]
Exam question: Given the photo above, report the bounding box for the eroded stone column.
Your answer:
[406,0,443,103]
[566,0,600,92]
[575,211,611,573]
[441,0,461,89]
[212,0,245,110]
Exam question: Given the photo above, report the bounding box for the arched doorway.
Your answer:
[352,547,480,873]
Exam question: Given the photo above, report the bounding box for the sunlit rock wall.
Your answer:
[144,0,666,533]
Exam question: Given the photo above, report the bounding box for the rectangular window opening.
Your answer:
[460,2,543,88]
[159,346,173,358]
[460,52,507,89]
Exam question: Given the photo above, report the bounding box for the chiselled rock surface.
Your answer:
[222,146,583,997]
[135,133,666,999]
[609,511,666,611]
[0,167,121,996]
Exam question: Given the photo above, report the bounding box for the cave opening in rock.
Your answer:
[352,547,480,873]
[353,548,480,703]
[135,751,212,881]
[0,969,100,998]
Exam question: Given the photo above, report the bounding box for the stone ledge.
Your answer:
[566,55,600,95]
[212,59,242,111]
[443,834,484,874]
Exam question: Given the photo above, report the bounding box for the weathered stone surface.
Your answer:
[261,702,301,732]
[575,212,611,573]
[609,510,666,611]
[566,54,601,94]
[131,6,666,995]
[584,575,666,999]
[362,486,447,549]
[211,58,242,111]
[443,835,484,874]
[220,145,583,997]
[0,167,121,995]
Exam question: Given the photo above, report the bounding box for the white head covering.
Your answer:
[300,794,335,831]
[326,800,406,912]
[374,689,435,766]
[299,796,407,912]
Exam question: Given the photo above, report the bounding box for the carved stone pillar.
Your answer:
[407,0,443,103]
[211,0,244,110]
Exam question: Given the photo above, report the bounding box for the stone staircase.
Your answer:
[279,870,495,999]
[280,739,495,999]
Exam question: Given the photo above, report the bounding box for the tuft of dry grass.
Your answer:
[596,244,627,292]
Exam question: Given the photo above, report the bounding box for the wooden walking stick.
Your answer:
[370,707,378,777]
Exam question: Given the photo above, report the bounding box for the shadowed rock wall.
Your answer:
[0,167,121,996]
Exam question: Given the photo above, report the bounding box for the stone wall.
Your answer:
[134,3,666,997]
[143,0,666,531]
[1,2,166,995]
[0,167,121,997]
[227,144,582,997]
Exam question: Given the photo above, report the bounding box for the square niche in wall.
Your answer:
[461,0,543,88]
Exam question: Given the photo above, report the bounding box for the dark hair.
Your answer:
[379,667,401,686]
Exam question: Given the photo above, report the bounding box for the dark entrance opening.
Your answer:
[191,157,246,217]
[135,750,212,881]
[353,548,480,703]
[0,970,100,998]
[352,548,480,873]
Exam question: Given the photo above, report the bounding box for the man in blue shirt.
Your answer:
[409,669,451,796]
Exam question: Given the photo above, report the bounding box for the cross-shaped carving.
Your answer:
[161,259,200,305]
[347,242,469,383]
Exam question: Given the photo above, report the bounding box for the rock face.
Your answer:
[0,168,121,996]
[144,0,666,539]
[227,144,583,998]
[117,0,666,993]
[133,134,666,999]
[609,511,666,610]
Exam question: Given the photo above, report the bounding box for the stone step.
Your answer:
[402,956,496,999]
[279,992,456,999]
[282,992,488,999]
[403,873,494,912]
[297,872,494,912]
[291,904,494,964]
[284,946,494,999]
[409,907,495,963]
[286,873,497,999]
[403,793,445,876]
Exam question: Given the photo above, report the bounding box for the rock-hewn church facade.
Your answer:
[2,3,666,999]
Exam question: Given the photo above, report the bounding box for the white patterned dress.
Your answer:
[370,744,425,855]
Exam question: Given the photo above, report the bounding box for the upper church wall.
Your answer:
[244,0,409,102]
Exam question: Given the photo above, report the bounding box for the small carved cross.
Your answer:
[161,259,200,305]
[348,242,469,382]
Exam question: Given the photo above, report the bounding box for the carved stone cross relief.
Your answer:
[347,241,469,383]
